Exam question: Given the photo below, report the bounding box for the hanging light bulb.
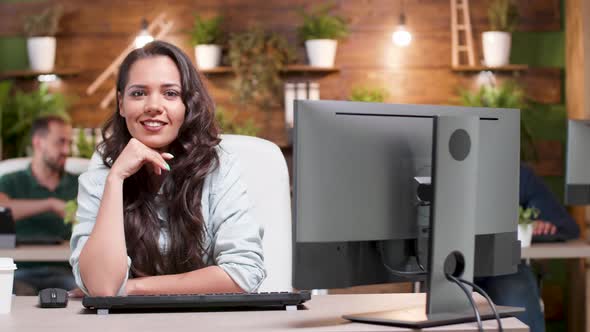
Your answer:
[392,1,412,47]
[134,18,154,49]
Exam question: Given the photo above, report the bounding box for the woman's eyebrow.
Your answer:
[126,83,181,91]
[126,84,147,91]
[161,83,181,89]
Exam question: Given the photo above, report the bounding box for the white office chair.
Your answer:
[220,135,293,292]
[0,157,91,177]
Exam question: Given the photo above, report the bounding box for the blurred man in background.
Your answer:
[0,116,78,294]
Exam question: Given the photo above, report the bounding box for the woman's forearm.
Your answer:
[129,266,243,295]
[79,175,129,296]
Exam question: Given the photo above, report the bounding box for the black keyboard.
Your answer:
[82,291,311,312]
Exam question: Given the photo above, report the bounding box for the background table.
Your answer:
[521,239,590,332]
[0,242,69,262]
[521,239,590,259]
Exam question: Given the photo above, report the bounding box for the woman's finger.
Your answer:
[147,150,169,174]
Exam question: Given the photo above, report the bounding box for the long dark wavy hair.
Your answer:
[98,41,221,277]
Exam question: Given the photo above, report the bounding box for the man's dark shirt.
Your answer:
[520,164,580,240]
[0,165,78,240]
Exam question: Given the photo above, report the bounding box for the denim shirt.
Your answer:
[69,146,266,295]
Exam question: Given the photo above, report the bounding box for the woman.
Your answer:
[69,41,265,296]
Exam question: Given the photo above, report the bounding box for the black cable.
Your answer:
[378,244,427,277]
[446,273,484,332]
[413,238,426,272]
[458,277,503,332]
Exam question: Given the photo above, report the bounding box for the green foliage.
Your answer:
[23,5,64,37]
[189,15,224,46]
[1,83,71,158]
[458,81,535,161]
[459,81,524,109]
[0,81,12,133]
[518,206,540,225]
[64,199,78,226]
[297,4,349,41]
[215,107,260,137]
[349,87,388,103]
[488,0,519,32]
[228,27,295,109]
[76,129,96,159]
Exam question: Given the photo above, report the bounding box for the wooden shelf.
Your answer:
[201,65,340,75]
[451,64,529,72]
[0,68,80,80]
[282,65,340,73]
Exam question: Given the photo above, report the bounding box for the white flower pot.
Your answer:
[194,44,222,70]
[482,31,511,67]
[305,39,338,67]
[27,37,56,71]
[518,223,533,248]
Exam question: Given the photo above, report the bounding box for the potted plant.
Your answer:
[228,27,295,109]
[64,200,78,226]
[483,0,518,67]
[0,81,13,159]
[349,86,388,103]
[297,4,348,67]
[75,128,96,159]
[458,80,536,161]
[1,83,70,158]
[216,107,260,137]
[23,5,63,71]
[189,15,224,70]
[518,206,539,247]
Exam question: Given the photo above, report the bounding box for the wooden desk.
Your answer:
[0,242,69,262]
[2,294,527,332]
[521,239,590,259]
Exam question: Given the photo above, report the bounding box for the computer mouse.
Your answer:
[39,288,68,308]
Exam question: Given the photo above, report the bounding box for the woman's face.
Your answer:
[119,55,186,151]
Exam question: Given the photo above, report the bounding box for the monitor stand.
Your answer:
[343,116,524,327]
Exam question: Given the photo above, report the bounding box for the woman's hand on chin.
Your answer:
[109,138,174,180]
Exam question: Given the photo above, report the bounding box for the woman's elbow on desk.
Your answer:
[78,258,128,297]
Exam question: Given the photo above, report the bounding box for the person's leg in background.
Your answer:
[13,265,76,295]
[475,262,545,332]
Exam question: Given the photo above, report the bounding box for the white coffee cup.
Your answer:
[0,257,17,314]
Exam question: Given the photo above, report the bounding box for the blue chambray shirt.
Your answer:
[69,146,266,295]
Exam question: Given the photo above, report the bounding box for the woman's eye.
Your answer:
[164,90,180,97]
[130,90,146,97]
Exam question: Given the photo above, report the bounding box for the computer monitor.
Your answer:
[565,119,590,204]
[292,100,522,327]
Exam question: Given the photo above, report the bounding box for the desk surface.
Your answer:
[0,242,70,262]
[521,239,590,259]
[2,294,527,332]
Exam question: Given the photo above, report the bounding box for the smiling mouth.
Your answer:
[140,120,168,128]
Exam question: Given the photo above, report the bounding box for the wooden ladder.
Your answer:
[450,0,476,67]
[86,13,175,109]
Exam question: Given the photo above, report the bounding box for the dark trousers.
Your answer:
[13,265,77,295]
[474,263,545,332]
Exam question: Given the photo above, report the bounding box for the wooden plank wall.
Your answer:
[0,0,562,150]
[566,1,590,330]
